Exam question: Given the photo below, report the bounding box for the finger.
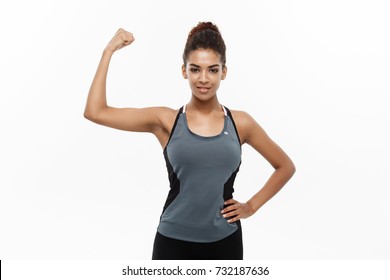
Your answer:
[224,199,236,205]
[227,215,240,223]
[124,32,134,41]
[116,28,133,39]
[223,209,239,218]
[221,204,239,214]
[125,35,135,44]
[222,201,242,213]
[121,34,129,43]
[116,34,134,50]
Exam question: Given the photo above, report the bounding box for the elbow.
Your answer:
[83,110,93,121]
[290,162,296,177]
[84,105,108,122]
[287,160,296,178]
[83,109,98,122]
[275,159,296,178]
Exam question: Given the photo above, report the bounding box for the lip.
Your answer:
[196,86,211,93]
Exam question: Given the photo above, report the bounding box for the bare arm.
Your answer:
[221,111,296,222]
[242,112,295,214]
[83,28,171,135]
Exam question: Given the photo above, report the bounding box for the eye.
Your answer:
[209,68,219,73]
[190,68,199,73]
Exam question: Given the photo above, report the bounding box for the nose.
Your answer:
[199,70,209,83]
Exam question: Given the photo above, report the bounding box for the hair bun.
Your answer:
[188,22,220,39]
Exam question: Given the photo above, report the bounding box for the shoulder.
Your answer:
[226,108,263,145]
[151,106,182,132]
[228,109,254,125]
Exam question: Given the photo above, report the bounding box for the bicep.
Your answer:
[86,106,167,133]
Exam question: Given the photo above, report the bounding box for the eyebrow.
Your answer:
[189,63,220,68]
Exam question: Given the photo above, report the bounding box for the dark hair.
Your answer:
[182,22,226,67]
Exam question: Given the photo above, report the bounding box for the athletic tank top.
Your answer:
[157,104,242,242]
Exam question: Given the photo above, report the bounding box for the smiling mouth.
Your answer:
[197,86,211,93]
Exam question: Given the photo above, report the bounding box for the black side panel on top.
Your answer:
[224,106,242,146]
[223,164,241,201]
[161,148,181,214]
[163,106,183,150]
[160,107,183,216]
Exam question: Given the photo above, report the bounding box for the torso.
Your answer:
[157,104,242,242]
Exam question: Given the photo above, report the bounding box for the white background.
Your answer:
[1,0,389,260]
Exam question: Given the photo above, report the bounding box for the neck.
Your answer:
[187,96,221,114]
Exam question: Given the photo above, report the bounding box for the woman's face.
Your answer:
[182,48,227,102]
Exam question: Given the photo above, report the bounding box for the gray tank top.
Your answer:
[157,104,242,242]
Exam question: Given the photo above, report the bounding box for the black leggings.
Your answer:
[152,221,243,260]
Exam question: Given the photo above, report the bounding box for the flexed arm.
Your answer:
[83,28,173,136]
[84,28,134,121]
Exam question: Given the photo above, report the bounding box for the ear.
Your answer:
[221,65,227,80]
[182,64,188,79]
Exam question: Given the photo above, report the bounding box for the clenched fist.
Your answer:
[104,28,135,53]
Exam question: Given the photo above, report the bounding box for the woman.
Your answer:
[84,22,295,260]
